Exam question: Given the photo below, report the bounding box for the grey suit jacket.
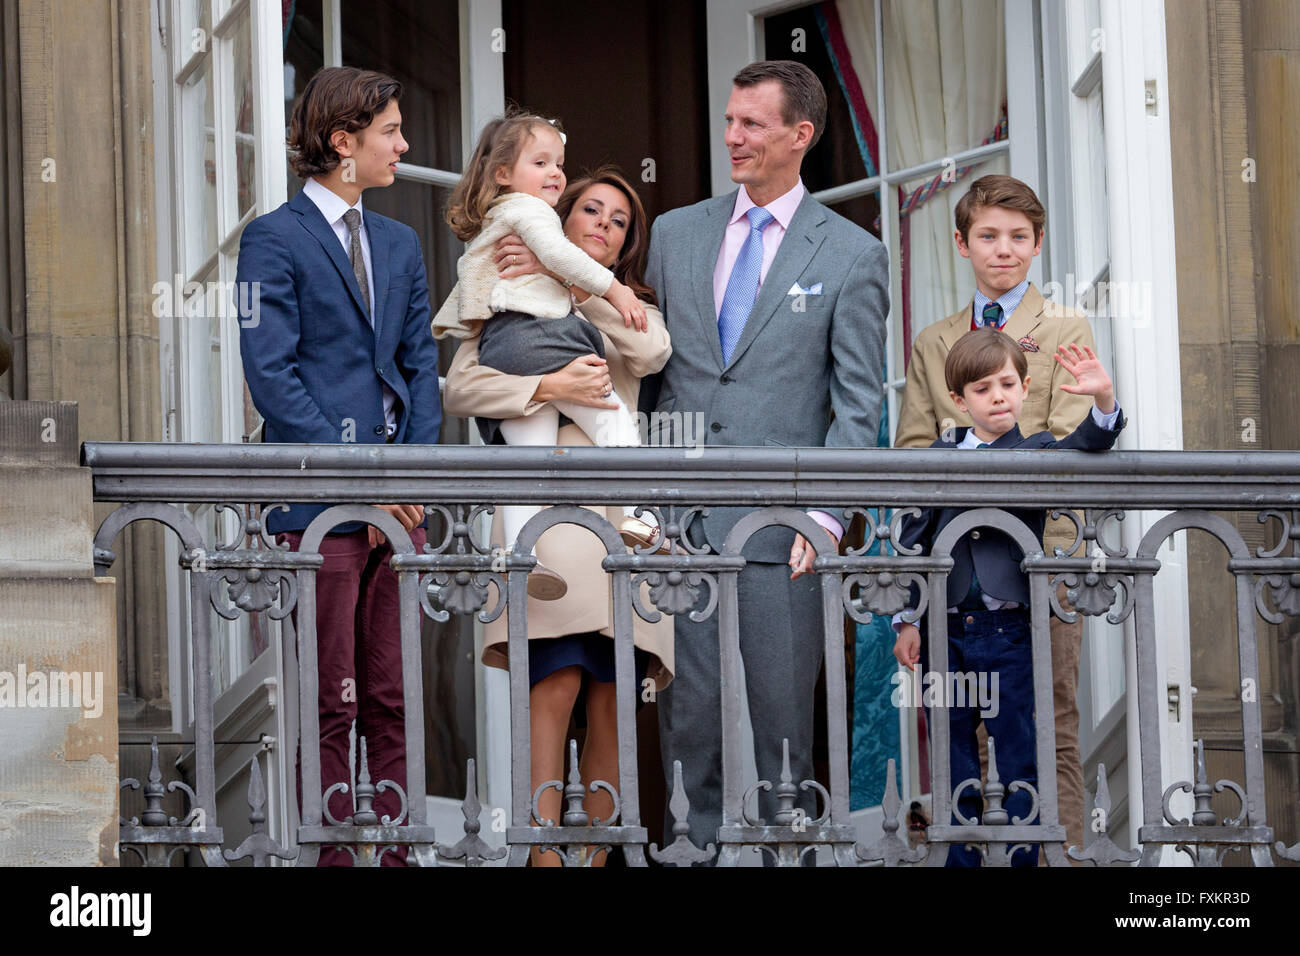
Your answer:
[644,189,889,562]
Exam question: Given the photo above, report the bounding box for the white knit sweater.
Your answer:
[432,192,615,339]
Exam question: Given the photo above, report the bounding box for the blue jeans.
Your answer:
[922,607,1038,867]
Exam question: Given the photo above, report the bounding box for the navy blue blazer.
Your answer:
[897,408,1125,611]
[236,188,442,534]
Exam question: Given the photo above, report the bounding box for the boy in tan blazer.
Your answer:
[895,175,1096,858]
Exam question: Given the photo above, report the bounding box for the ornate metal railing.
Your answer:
[84,441,1300,866]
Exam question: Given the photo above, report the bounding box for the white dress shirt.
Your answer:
[302,177,396,436]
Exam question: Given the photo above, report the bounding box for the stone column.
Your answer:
[0,401,118,865]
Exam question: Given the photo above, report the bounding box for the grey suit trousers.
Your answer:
[657,559,824,861]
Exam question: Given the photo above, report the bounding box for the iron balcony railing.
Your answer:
[83,441,1300,866]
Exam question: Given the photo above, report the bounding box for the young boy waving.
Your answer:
[893,327,1124,866]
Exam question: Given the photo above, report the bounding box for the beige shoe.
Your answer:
[527,563,568,601]
[619,516,670,553]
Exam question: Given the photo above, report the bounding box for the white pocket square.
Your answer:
[788,282,823,295]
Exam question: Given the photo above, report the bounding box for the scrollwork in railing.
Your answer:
[634,567,718,622]
[1252,510,1300,621]
[629,505,720,624]
[528,739,619,867]
[842,570,928,624]
[119,736,225,867]
[1048,508,1135,624]
[1159,740,1254,867]
[420,503,506,623]
[951,736,1040,867]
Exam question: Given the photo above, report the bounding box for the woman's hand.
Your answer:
[605,279,648,332]
[533,354,619,409]
[494,234,551,281]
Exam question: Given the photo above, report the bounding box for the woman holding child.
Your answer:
[437,115,672,865]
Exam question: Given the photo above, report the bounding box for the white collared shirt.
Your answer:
[301,177,395,435]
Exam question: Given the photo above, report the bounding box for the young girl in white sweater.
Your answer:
[434,113,664,598]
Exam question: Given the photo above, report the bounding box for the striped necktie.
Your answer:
[981,300,1004,329]
[717,206,775,364]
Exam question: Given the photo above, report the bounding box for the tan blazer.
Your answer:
[442,295,676,688]
[894,283,1097,551]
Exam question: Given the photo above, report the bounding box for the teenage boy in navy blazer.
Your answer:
[891,326,1124,866]
[236,67,441,865]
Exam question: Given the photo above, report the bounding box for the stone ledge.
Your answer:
[0,401,79,465]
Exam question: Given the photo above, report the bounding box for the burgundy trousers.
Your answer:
[279,526,425,867]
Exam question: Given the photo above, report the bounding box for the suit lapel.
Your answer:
[368,212,390,347]
[693,195,732,372]
[937,302,974,352]
[290,190,372,326]
[1000,283,1045,348]
[725,193,826,370]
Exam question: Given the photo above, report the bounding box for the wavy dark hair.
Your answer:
[554,166,657,306]
[288,67,402,178]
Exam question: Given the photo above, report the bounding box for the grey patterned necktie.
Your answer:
[342,208,371,322]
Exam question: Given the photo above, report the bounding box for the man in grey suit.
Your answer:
[644,60,889,854]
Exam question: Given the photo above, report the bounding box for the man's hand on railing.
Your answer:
[789,526,838,580]
[368,504,425,549]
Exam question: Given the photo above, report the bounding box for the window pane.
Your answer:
[825,190,883,242]
[342,1,462,345]
[176,0,213,71]
[181,263,225,443]
[883,0,1008,167]
[282,0,324,201]
[231,9,256,220]
[181,54,218,277]
[761,2,876,194]
[1079,87,1108,278]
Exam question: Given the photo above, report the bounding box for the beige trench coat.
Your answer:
[440,294,676,688]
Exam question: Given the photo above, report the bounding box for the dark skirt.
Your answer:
[475,309,607,445]
[528,631,651,727]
